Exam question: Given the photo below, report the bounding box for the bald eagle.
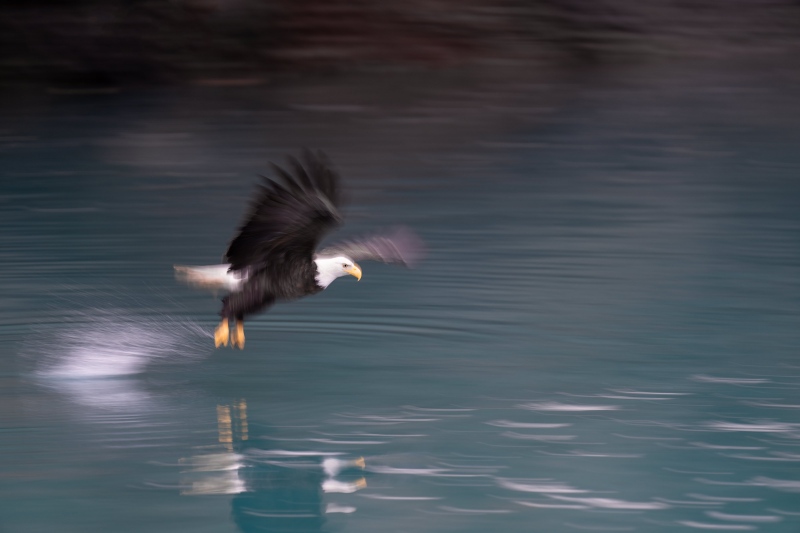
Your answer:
[175,150,424,348]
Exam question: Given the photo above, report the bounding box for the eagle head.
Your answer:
[314,255,362,288]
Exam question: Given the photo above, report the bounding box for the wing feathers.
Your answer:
[287,155,314,191]
[318,226,425,268]
[224,150,342,272]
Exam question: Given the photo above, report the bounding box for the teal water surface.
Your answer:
[1,65,800,532]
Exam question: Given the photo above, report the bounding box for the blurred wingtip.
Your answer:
[389,225,426,268]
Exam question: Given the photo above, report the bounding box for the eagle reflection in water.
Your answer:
[175,150,424,349]
[180,400,366,533]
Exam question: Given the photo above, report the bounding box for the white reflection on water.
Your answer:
[705,511,782,523]
[34,311,208,378]
[361,494,442,501]
[180,452,247,495]
[692,375,772,385]
[369,465,450,476]
[546,495,669,510]
[43,375,152,411]
[501,431,576,441]
[518,401,620,412]
[706,422,798,433]
[27,310,208,410]
[438,506,511,514]
[322,456,365,477]
[496,479,587,494]
[321,478,367,494]
[325,504,356,514]
[486,420,571,428]
[678,520,756,530]
[749,476,800,492]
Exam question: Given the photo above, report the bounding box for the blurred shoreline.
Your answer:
[2,0,800,92]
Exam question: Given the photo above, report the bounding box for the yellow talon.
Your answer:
[214,319,229,347]
[231,321,245,349]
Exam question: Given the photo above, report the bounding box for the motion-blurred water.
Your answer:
[2,65,800,532]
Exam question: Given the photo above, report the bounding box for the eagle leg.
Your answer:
[231,320,245,349]
[214,319,230,347]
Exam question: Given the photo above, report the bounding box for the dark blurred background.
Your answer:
[2,0,800,88]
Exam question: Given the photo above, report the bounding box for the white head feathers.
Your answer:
[313,256,362,288]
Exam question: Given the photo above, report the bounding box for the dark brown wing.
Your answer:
[317,226,425,267]
[225,149,342,272]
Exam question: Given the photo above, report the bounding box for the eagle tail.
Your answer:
[174,264,244,292]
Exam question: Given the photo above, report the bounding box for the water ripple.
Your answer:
[517,402,620,412]
[678,521,756,530]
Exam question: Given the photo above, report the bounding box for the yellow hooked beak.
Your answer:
[345,263,362,281]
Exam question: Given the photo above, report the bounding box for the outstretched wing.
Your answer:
[317,226,425,267]
[225,150,342,272]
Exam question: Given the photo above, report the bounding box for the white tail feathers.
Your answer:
[174,264,245,292]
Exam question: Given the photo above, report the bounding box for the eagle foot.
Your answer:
[231,321,245,350]
[214,319,230,347]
